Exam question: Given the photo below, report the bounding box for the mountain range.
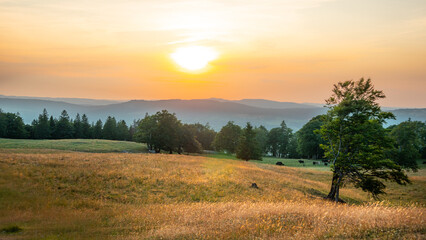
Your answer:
[0,95,424,131]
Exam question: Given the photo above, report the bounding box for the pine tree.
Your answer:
[73,113,83,138]
[49,116,56,139]
[236,122,262,161]
[81,114,91,139]
[103,116,117,140]
[92,119,103,139]
[116,120,130,140]
[54,110,74,139]
[33,109,50,139]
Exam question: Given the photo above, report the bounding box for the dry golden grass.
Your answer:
[0,149,425,239]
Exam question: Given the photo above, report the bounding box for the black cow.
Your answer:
[276,161,284,166]
[298,160,305,164]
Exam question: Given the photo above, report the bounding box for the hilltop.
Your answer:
[1,96,424,130]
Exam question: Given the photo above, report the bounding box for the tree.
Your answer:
[319,78,409,202]
[278,121,292,158]
[54,110,74,139]
[3,112,28,138]
[92,120,103,139]
[49,116,56,138]
[134,114,156,150]
[33,109,50,139]
[297,115,325,159]
[287,133,300,159]
[254,125,269,155]
[103,116,117,140]
[81,114,91,139]
[388,120,425,171]
[236,122,262,160]
[73,113,83,138]
[214,121,242,154]
[0,109,6,137]
[267,127,283,157]
[180,124,203,153]
[153,110,181,153]
[135,110,182,153]
[116,120,130,141]
[191,123,216,150]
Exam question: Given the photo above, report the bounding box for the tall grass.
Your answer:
[0,149,424,239]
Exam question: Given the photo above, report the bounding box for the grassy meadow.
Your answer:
[0,138,147,153]
[0,139,425,239]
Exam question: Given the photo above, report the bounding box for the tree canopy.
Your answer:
[319,78,409,201]
[236,122,262,161]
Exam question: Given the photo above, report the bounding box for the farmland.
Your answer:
[0,139,425,239]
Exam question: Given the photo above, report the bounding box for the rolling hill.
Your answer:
[0,96,424,130]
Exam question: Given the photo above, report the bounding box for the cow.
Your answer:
[251,183,259,189]
[298,160,305,164]
[276,161,284,166]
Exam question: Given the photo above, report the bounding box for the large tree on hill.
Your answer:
[319,78,409,202]
[236,122,262,160]
[213,121,242,154]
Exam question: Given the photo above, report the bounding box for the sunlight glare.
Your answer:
[171,46,218,71]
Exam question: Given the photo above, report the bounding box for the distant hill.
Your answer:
[0,95,125,106]
[0,96,424,130]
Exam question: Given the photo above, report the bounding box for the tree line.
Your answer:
[1,106,424,165]
[0,109,136,141]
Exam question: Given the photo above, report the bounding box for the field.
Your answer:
[0,139,147,153]
[0,139,425,239]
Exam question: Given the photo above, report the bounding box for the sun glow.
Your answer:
[171,46,218,71]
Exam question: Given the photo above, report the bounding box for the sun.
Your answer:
[171,46,218,71]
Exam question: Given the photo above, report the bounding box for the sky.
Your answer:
[0,0,425,107]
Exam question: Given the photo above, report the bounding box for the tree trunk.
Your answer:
[326,172,339,199]
[326,171,345,203]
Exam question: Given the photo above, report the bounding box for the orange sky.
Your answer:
[0,0,425,107]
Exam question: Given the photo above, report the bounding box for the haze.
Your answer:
[1,0,425,107]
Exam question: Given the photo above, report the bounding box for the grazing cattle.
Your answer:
[276,161,284,166]
[324,163,328,166]
[298,160,305,164]
[313,161,317,165]
[251,183,259,189]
